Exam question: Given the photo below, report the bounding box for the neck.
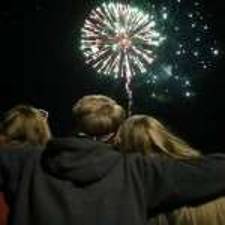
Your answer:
[76,132,115,143]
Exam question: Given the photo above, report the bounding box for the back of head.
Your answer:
[115,115,153,155]
[72,95,126,138]
[115,114,200,159]
[1,105,51,146]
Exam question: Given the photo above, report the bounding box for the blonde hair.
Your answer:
[115,115,200,159]
[149,197,225,225]
[2,105,51,146]
[72,95,126,137]
[117,115,224,225]
[171,198,225,225]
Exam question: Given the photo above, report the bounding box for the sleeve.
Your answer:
[144,154,225,214]
[0,147,34,193]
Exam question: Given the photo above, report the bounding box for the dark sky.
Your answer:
[0,0,225,153]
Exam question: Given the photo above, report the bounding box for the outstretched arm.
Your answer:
[0,147,40,193]
[144,154,225,215]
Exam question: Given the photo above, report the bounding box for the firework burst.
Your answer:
[81,2,165,112]
[78,0,221,110]
[81,2,165,77]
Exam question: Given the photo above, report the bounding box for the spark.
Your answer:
[195,2,200,7]
[176,50,182,55]
[203,64,208,69]
[191,23,196,28]
[174,26,180,31]
[185,91,191,97]
[185,80,191,86]
[188,13,194,18]
[163,65,173,77]
[162,13,168,20]
[203,24,209,30]
[193,51,199,57]
[213,49,219,56]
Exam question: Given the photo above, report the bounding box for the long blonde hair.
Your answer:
[1,105,51,146]
[115,115,200,159]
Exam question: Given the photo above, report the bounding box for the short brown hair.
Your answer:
[72,95,126,136]
[2,105,51,145]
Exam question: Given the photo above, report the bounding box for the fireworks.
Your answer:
[131,0,221,102]
[81,2,165,78]
[77,0,221,108]
[81,2,165,112]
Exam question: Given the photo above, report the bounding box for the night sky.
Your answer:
[0,0,225,153]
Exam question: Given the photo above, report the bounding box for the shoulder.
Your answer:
[0,144,43,166]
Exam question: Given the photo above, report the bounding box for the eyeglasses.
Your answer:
[38,109,49,119]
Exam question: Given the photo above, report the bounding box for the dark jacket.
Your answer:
[0,137,225,225]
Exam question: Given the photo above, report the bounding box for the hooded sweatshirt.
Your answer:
[0,137,225,225]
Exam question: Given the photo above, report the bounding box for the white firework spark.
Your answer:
[81,2,165,79]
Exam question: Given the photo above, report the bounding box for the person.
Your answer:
[0,104,51,146]
[72,94,126,142]
[0,104,52,225]
[115,114,225,225]
[0,95,225,225]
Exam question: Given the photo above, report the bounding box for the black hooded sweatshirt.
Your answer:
[0,137,225,225]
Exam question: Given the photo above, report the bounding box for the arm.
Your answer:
[143,154,225,214]
[0,148,25,192]
[0,146,40,193]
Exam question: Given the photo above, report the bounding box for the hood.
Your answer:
[41,137,121,185]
